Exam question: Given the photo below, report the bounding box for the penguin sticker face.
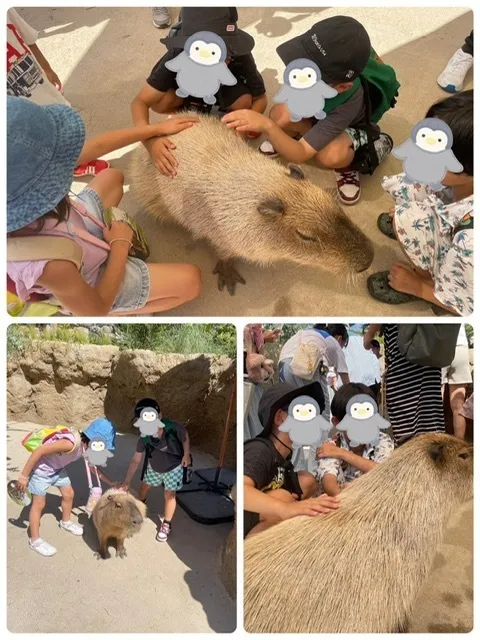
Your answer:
[336,394,390,447]
[90,439,106,452]
[292,402,318,421]
[273,58,338,122]
[83,437,114,467]
[188,39,223,66]
[164,30,237,105]
[278,395,332,447]
[415,127,449,153]
[349,401,375,421]
[288,66,318,89]
[141,409,158,423]
[134,406,165,437]
[392,117,463,189]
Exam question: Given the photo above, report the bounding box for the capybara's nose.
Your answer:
[133,518,143,526]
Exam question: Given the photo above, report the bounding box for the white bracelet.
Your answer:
[109,238,133,249]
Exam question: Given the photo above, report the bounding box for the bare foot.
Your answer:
[213,259,246,296]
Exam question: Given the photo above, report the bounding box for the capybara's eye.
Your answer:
[458,452,470,460]
[296,230,316,242]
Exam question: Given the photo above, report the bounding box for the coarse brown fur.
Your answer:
[92,489,146,560]
[129,113,374,276]
[244,433,473,633]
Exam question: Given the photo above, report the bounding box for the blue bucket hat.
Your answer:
[83,418,116,450]
[7,95,86,233]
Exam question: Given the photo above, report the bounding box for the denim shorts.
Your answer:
[28,469,71,496]
[75,187,151,313]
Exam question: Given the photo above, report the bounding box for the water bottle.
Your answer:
[7,480,32,507]
[85,487,102,517]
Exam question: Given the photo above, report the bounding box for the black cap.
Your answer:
[135,398,160,418]
[161,8,255,57]
[258,382,326,438]
[276,16,371,84]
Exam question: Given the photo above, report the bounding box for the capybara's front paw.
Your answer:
[116,548,127,559]
[213,260,246,296]
[94,550,110,560]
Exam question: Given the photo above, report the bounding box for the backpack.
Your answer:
[397,324,460,368]
[22,425,81,453]
[289,330,327,380]
[141,419,193,484]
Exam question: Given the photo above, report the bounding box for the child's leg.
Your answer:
[315,132,355,169]
[269,102,313,137]
[163,490,177,522]
[29,494,46,541]
[138,482,151,502]
[59,485,75,522]
[110,262,202,316]
[82,168,125,209]
[150,88,185,114]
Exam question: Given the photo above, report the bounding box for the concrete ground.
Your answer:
[7,421,235,633]
[19,6,473,316]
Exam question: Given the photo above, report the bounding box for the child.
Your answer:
[122,399,191,542]
[131,7,267,176]
[368,91,473,316]
[7,8,107,177]
[315,383,394,496]
[7,96,202,317]
[17,419,117,557]
[222,15,398,205]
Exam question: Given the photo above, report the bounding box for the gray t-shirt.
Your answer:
[303,84,366,152]
[136,420,187,473]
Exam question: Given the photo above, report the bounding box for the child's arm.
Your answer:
[37,220,134,316]
[17,440,73,491]
[76,117,199,167]
[122,452,143,488]
[251,94,268,114]
[321,474,341,496]
[181,432,191,466]
[337,450,377,474]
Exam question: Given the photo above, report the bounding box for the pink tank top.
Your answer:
[34,432,84,477]
[7,200,110,301]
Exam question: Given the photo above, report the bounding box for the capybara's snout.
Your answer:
[354,239,375,272]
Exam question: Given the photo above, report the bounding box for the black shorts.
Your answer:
[147,50,252,110]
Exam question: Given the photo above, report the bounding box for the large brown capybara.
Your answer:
[92,489,146,560]
[244,433,473,633]
[129,113,374,294]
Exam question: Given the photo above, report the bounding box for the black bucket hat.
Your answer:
[135,398,160,419]
[276,16,371,84]
[161,7,255,57]
[258,382,326,438]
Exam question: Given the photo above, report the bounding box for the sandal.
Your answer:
[377,212,396,239]
[367,271,420,305]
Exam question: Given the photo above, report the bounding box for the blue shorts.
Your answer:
[75,187,151,313]
[28,469,72,497]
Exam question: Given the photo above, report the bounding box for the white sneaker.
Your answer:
[259,140,279,158]
[29,538,57,557]
[437,48,473,93]
[152,7,171,29]
[59,520,83,536]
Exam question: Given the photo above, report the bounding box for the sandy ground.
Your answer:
[18,6,473,316]
[6,421,235,633]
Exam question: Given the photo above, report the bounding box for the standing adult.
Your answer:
[442,324,472,440]
[344,333,381,401]
[364,324,445,444]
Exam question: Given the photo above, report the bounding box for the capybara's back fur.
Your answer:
[244,434,473,633]
[93,489,146,558]
[129,113,374,273]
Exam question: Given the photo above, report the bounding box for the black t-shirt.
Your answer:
[243,438,300,537]
[136,420,187,473]
[147,49,266,98]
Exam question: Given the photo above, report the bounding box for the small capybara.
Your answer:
[244,433,473,633]
[92,489,146,560]
[129,113,374,294]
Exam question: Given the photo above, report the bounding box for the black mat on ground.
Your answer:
[176,469,236,524]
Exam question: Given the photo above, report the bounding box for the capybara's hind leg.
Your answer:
[95,534,110,560]
[116,537,127,559]
[213,259,246,296]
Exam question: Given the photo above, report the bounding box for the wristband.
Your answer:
[109,238,133,249]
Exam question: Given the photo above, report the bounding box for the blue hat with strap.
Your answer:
[83,418,116,450]
[7,95,86,232]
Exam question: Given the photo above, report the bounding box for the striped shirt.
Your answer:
[384,325,445,444]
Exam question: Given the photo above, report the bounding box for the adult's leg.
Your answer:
[29,494,46,541]
[449,383,468,439]
[110,262,202,315]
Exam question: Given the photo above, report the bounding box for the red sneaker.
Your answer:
[335,169,361,206]
[73,159,110,177]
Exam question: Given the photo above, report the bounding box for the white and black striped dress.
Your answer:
[384,325,445,444]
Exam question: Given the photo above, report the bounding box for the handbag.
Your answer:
[397,324,460,368]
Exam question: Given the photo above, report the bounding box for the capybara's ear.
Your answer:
[115,502,122,508]
[258,198,285,217]
[429,442,446,462]
[107,494,114,501]
[288,164,305,180]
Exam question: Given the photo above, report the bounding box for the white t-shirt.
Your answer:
[344,334,381,386]
[7,8,69,106]
[456,324,468,348]
[279,329,349,375]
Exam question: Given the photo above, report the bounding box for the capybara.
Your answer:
[218,484,237,600]
[92,489,146,560]
[244,433,473,633]
[129,113,374,294]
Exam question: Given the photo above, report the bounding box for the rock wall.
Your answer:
[7,341,236,466]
